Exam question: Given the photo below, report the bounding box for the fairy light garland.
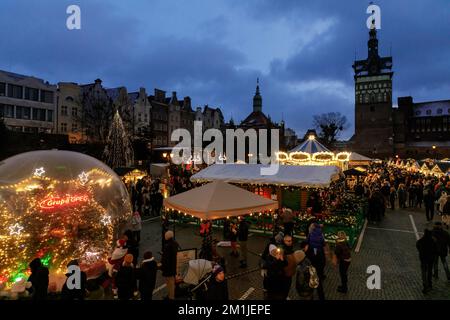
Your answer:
[0,164,131,288]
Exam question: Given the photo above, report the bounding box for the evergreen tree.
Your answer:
[103,111,134,169]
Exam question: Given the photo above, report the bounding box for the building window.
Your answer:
[16,106,31,120]
[40,90,54,103]
[72,123,78,132]
[415,110,421,116]
[364,95,369,103]
[72,107,78,117]
[25,87,39,101]
[437,108,443,115]
[32,108,46,121]
[426,110,432,115]
[7,84,23,99]
[1,104,15,118]
[61,123,67,132]
[0,82,5,96]
[61,106,68,116]
[47,110,53,122]
[378,93,382,102]
[65,96,74,102]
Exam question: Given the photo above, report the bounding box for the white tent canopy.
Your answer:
[191,164,341,188]
[349,152,372,161]
[163,180,278,220]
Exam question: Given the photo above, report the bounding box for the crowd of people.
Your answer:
[351,164,450,224]
[21,162,450,300]
[258,222,351,301]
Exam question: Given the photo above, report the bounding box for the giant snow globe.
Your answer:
[0,150,132,295]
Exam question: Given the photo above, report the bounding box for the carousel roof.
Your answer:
[289,136,331,154]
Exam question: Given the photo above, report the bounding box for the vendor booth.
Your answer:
[189,164,365,246]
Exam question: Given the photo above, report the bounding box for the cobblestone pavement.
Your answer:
[138,205,450,300]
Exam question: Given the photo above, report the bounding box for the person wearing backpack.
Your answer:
[294,242,319,300]
[333,231,352,293]
[306,222,326,300]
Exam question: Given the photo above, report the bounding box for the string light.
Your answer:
[0,160,132,289]
[33,167,45,177]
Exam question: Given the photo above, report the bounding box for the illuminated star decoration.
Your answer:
[101,215,112,226]
[78,171,89,185]
[9,223,24,236]
[33,167,45,177]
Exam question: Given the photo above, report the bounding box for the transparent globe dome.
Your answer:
[0,150,132,287]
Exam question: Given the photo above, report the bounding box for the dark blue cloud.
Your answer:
[0,0,448,139]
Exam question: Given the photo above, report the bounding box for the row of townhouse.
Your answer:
[0,70,225,148]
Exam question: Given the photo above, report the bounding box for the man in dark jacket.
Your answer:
[162,230,179,300]
[431,222,450,281]
[424,185,435,221]
[61,259,87,300]
[27,258,49,300]
[205,265,228,300]
[265,245,289,300]
[124,229,139,266]
[138,251,157,300]
[238,219,250,268]
[416,229,438,293]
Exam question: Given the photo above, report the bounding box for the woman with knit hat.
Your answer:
[116,253,136,300]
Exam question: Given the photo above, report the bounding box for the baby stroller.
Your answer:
[180,259,213,300]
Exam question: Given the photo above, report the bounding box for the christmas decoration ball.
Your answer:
[0,150,133,288]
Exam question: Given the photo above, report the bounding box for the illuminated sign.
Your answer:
[39,194,90,210]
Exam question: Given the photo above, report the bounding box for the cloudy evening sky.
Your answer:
[0,0,449,139]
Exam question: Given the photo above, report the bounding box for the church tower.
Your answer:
[253,78,262,113]
[352,22,394,157]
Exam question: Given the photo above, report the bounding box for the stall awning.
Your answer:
[191,164,341,188]
[163,180,278,220]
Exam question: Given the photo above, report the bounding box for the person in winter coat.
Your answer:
[161,230,179,300]
[431,222,450,281]
[282,208,295,236]
[408,184,417,208]
[437,191,448,215]
[26,258,49,301]
[106,239,128,298]
[131,211,142,243]
[424,185,435,221]
[229,222,239,257]
[116,254,136,300]
[61,259,87,300]
[294,243,316,300]
[416,229,438,293]
[124,230,139,266]
[398,184,407,209]
[138,251,157,300]
[389,187,397,210]
[205,265,229,300]
[238,219,250,268]
[306,222,326,300]
[281,235,296,299]
[265,245,288,300]
[333,231,352,293]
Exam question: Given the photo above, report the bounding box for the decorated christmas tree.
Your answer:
[103,111,134,169]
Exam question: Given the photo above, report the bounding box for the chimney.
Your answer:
[94,78,102,84]
[183,96,191,109]
[170,91,178,105]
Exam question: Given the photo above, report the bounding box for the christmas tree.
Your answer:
[103,111,134,169]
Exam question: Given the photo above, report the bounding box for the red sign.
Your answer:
[39,194,90,210]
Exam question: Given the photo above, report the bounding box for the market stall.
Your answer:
[190,164,365,246]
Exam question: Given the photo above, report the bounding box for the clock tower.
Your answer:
[352,23,394,157]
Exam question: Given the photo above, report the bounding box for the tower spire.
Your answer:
[253,78,262,113]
